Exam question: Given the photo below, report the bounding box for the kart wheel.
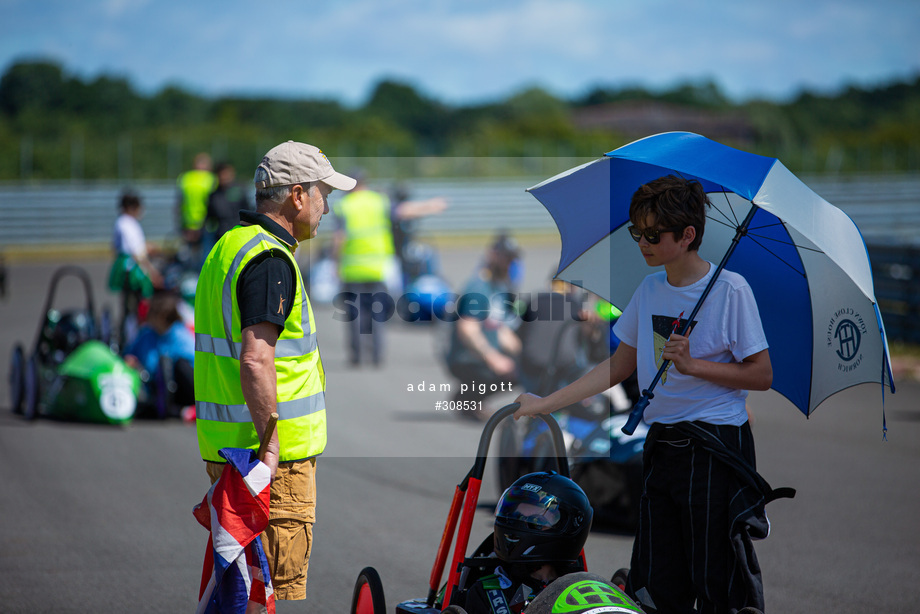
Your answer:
[23,354,40,421]
[350,566,386,614]
[611,567,629,591]
[9,343,25,414]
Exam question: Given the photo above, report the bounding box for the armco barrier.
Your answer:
[1,175,918,346]
[1,173,919,248]
[867,244,920,345]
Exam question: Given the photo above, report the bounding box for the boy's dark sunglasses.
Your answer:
[627,225,684,244]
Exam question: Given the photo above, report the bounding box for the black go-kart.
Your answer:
[348,404,642,614]
[497,313,648,530]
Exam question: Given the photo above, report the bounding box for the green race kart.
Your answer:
[9,266,140,424]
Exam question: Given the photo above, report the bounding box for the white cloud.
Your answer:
[0,0,917,103]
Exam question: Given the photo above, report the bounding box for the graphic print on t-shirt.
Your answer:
[652,314,696,384]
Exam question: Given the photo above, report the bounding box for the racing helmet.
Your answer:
[493,472,593,564]
[46,309,95,361]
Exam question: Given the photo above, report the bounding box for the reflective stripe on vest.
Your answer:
[194,225,326,463]
[195,393,324,423]
[337,190,394,282]
[194,331,317,359]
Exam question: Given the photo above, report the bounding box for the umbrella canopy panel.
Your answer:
[527,132,894,418]
[702,197,888,415]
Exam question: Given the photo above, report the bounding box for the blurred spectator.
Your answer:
[123,290,195,418]
[332,171,397,367]
[176,152,216,266]
[111,191,162,288]
[517,278,639,412]
[203,162,252,257]
[445,234,522,414]
[109,191,163,347]
[475,229,524,291]
[388,182,447,284]
[516,279,607,395]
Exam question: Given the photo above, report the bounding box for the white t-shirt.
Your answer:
[113,213,147,260]
[613,262,768,426]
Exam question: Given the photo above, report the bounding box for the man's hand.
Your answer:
[256,413,281,482]
[260,447,280,482]
[240,321,281,481]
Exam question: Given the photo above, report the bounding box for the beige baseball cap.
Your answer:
[254,141,356,191]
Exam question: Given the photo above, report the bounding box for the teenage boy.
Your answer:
[515,175,773,613]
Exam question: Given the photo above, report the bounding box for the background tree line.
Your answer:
[1,59,918,181]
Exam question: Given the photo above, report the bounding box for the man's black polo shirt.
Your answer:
[236,211,297,333]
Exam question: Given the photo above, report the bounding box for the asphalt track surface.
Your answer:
[1,246,918,613]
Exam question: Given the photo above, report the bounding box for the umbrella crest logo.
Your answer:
[827,308,868,372]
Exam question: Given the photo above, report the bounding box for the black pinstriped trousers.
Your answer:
[626,422,765,614]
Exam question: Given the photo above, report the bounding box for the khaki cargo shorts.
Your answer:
[207,457,317,600]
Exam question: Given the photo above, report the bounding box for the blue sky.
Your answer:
[2,0,918,106]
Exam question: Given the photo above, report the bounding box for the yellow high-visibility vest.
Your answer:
[194,224,326,463]
[178,169,216,231]
[336,189,394,282]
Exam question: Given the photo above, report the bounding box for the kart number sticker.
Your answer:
[98,373,136,420]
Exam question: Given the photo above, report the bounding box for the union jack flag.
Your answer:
[193,448,275,614]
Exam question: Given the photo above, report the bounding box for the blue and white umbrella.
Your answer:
[527,132,895,433]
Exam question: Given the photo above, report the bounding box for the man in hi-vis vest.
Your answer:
[176,152,216,267]
[194,141,355,601]
[332,171,397,367]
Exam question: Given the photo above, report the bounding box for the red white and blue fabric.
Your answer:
[194,448,274,614]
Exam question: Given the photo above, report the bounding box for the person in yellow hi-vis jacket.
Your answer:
[332,170,397,367]
[176,152,216,266]
[194,140,355,601]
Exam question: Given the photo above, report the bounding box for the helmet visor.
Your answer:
[496,487,562,531]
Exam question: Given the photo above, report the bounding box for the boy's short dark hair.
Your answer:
[119,191,142,212]
[629,175,710,251]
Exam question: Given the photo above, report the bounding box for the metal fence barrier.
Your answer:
[2,173,919,247]
[867,244,920,344]
[2,174,919,344]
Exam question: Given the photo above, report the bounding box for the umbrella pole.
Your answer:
[622,206,758,435]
